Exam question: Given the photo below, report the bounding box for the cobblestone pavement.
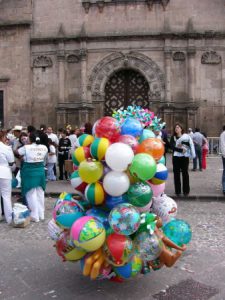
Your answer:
[0,197,225,300]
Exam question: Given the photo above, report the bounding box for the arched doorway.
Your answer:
[104,69,149,116]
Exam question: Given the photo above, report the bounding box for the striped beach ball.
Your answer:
[70,170,88,195]
[72,146,90,166]
[150,163,168,185]
[85,181,105,206]
[90,137,110,161]
[78,134,94,147]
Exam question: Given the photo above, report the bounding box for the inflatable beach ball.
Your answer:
[54,200,84,229]
[114,255,142,279]
[150,163,168,185]
[72,146,91,166]
[90,137,110,161]
[163,219,192,246]
[70,170,88,195]
[78,134,94,147]
[104,233,133,266]
[85,182,105,206]
[109,203,141,236]
[71,216,106,252]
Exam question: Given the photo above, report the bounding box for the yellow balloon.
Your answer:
[64,247,86,261]
[74,230,106,252]
[78,160,103,183]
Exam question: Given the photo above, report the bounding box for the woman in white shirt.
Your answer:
[47,138,57,181]
[0,130,15,224]
[170,124,195,197]
[17,133,48,222]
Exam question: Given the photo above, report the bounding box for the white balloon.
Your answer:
[103,171,130,196]
[151,194,177,224]
[105,142,134,171]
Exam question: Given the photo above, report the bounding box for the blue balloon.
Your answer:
[105,195,127,210]
[158,156,166,165]
[85,208,109,229]
[139,129,155,143]
[121,118,143,137]
[163,219,192,246]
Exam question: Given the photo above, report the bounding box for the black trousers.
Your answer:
[173,156,190,195]
[58,154,69,180]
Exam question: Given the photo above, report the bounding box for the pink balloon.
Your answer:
[116,135,138,153]
[148,182,165,197]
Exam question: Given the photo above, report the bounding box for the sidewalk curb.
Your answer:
[12,191,225,201]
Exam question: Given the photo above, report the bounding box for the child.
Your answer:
[47,138,57,181]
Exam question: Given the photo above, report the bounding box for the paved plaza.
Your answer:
[1,154,225,300]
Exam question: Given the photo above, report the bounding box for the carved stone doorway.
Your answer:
[104,69,149,116]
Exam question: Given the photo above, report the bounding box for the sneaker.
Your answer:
[184,193,189,197]
[191,169,196,171]
[199,169,203,171]
[30,218,39,223]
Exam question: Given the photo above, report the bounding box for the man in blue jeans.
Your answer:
[192,128,205,171]
[219,125,225,194]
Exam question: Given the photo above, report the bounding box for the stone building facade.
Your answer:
[0,0,225,135]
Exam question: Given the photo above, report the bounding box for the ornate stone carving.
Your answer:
[173,51,185,61]
[88,51,165,102]
[33,56,53,68]
[79,49,87,60]
[67,54,80,63]
[147,0,169,10]
[201,51,221,64]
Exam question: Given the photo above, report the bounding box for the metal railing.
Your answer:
[208,137,220,155]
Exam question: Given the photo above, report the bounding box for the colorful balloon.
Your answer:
[84,182,105,206]
[105,195,127,210]
[72,146,91,166]
[163,219,192,246]
[55,231,86,261]
[78,134,94,147]
[139,129,155,143]
[95,116,120,142]
[103,171,130,196]
[104,233,133,266]
[134,232,163,262]
[78,159,103,183]
[150,163,168,185]
[148,182,165,197]
[151,194,177,224]
[129,153,156,181]
[105,143,134,172]
[71,216,106,252]
[47,219,63,241]
[70,170,88,195]
[126,181,153,208]
[109,203,141,235]
[158,155,166,165]
[85,208,109,229]
[54,200,84,229]
[117,134,139,153]
[90,137,110,161]
[114,255,142,279]
[136,138,165,161]
[121,118,143,137]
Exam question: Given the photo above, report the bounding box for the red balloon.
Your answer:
[136,138,165,161]
[95,117,121,143]
[117,135,138,153]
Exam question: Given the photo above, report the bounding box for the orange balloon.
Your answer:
[136,138,165,161]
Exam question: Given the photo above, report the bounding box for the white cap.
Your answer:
[12,125,23,131]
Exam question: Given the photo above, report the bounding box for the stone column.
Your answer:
[164,48,172,102]
[80,48,87,103]
[57,42,65,103]
[187,47,196,102]
[222,58,225,104]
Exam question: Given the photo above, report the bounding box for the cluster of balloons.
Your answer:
[48,111,192,282]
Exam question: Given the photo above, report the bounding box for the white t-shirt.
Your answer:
[0,142,15,179]
[47,133,59,145]
[18,143,48,163]
[47,145,57,164]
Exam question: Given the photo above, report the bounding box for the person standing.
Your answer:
[219,125,225,194]
[170,123,195,196]
[47,138,57,181]
[58,130,71,180]
[192,128,205,171]
[17,133,48,222]
[201,133,208,170]
[0,130,15,224]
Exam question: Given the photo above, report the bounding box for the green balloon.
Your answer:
[129,153,157,181]
[127,182,153,207]
[139,129,155,143]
